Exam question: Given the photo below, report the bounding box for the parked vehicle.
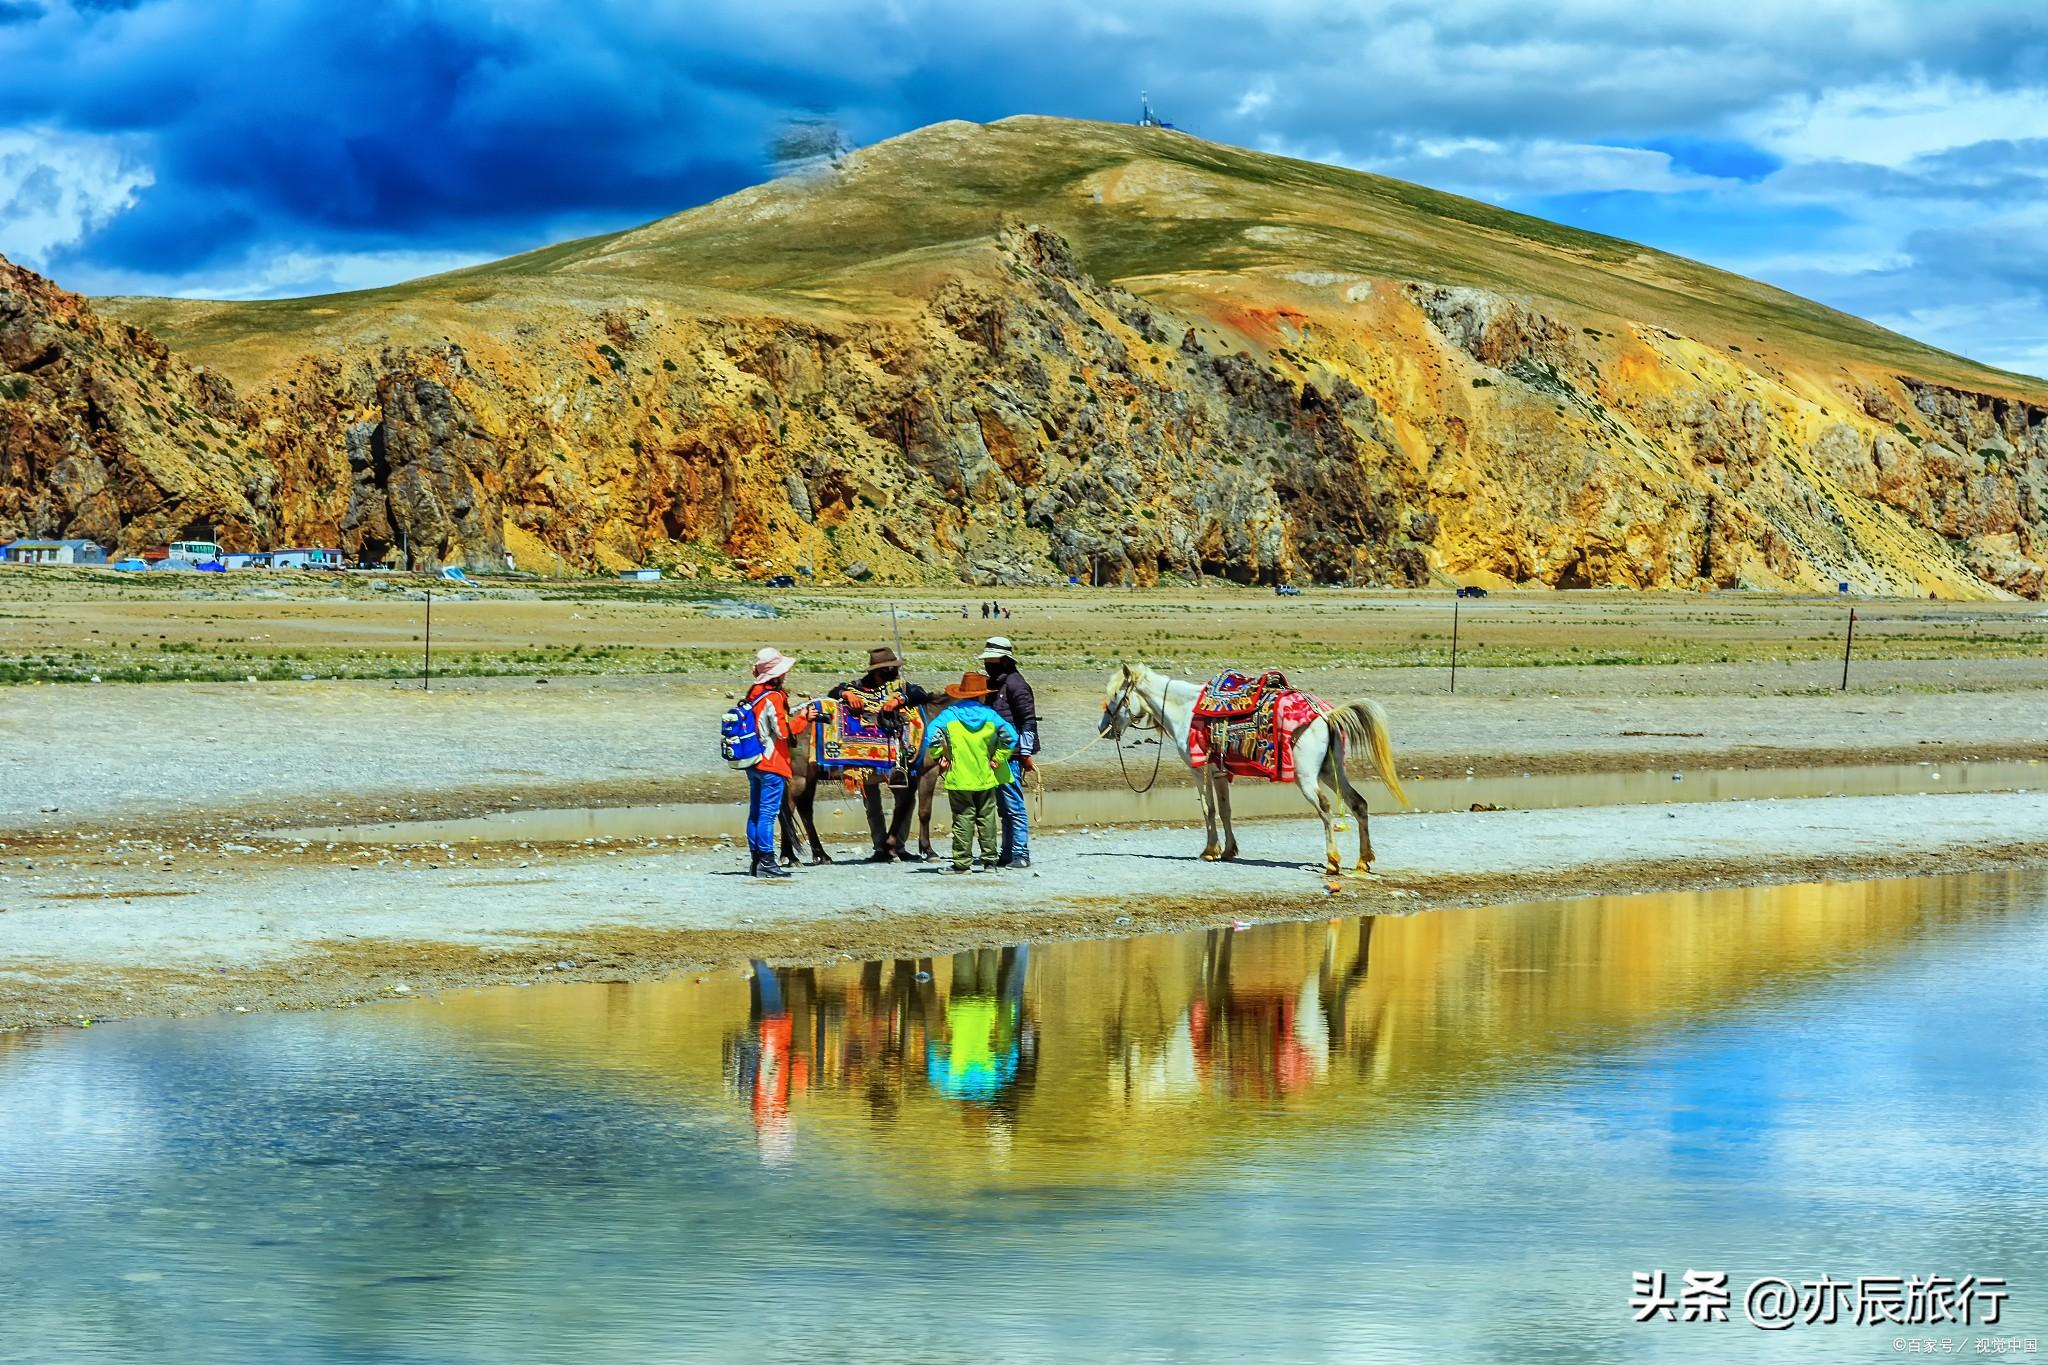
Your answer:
[165,540,223,563]
[764,573,798,588]
[1456,585,1489,598]
[268,547,343,570]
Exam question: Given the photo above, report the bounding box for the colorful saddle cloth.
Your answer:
[1191,669,1290,720]
[815,691,900,771]
[1188,669,1321,782]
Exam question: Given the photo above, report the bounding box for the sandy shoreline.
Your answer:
[5,790,2045,1031]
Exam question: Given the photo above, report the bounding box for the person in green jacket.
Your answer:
[920,672,1020,873]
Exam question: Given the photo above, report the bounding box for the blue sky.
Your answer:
[3,0,2047,377]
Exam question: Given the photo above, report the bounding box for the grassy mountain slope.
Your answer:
[113,117,2040,397]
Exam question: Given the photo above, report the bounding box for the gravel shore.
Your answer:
[4,790,2044,1030]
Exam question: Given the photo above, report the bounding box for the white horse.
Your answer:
[1099,662,1409,875]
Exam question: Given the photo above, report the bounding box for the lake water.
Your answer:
[3,872,2044,1362]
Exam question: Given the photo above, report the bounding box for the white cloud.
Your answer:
[69,245,498,301]
[0,126,154,268]
[1743,78,2048,168]
[1265,134,1739,202]
[1232,82,1273,119]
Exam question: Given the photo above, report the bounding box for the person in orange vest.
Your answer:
[741,648,812,879]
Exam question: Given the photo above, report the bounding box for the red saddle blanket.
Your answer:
[1188,670,1322,782]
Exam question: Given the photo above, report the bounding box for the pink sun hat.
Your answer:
[752,647,795,682]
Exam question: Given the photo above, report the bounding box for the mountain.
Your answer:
[7,116,2043,595]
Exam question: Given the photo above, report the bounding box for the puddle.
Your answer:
[3,870,2044,1358]
[268,759,2042,846]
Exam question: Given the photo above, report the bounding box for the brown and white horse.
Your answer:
[1100,662,1408,875]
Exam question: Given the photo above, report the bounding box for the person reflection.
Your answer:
[728,959,803,1166]
[925,947,1034,1119]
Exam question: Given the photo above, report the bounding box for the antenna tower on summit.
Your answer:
[1138,91,1174,129]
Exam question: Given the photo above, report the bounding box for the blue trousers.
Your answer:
[996,760,1029,863]
[746,769,786,857]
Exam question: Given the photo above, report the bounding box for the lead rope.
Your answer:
[1023,728,1105,824]
[1116,723,1166,794]
[1022,693,1170,815]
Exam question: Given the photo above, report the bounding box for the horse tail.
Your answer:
[1322,699,1409,807]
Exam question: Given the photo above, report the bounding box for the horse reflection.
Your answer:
[1113,918,1383,1105]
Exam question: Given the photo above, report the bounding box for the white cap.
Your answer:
[979,635,1014,661]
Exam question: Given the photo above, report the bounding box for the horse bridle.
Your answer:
[1100,677,1148,739]
[1101,674,1165,793]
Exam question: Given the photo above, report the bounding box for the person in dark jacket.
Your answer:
[979,635,1037,868]
[828,646,935,862]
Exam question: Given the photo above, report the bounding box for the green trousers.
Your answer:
[948,789,999,869]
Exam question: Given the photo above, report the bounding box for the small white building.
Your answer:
[2,538,107,565]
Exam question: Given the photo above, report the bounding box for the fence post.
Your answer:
[1450,593,1460,694]
[1839,607,1855,691]
[424,587,433,692]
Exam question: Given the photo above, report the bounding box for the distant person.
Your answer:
[981,600,991,619]
[921,672,1018,873]
[981,636,1037,869]
[830,646,935,862]
[738,648,811,879]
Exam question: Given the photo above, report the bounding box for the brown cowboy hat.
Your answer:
[866,646,904,669]
[944,671,994,700]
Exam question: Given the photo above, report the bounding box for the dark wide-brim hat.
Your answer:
[867,646,904,669]
[945,671,994,700]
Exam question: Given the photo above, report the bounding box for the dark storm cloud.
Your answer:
[0,0,778,278]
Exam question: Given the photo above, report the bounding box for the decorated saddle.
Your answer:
[1187,668,1323,783]
[815,687,900,771]
[816,685,931,780]
[1191,669,1290,720]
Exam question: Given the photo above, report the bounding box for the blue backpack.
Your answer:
[721,696,769,769]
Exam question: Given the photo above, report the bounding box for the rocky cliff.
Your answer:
[0,257,273,552]
[6,117,2043,596]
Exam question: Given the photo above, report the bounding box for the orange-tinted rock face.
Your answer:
[9,220,2048,596]
[0,257,273,554]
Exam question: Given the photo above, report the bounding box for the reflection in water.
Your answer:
[3,873,2045,1361]
[425,872,2041,1192]
[727,950,1038,1167]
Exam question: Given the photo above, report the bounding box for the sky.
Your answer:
[3,0,2047,377]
